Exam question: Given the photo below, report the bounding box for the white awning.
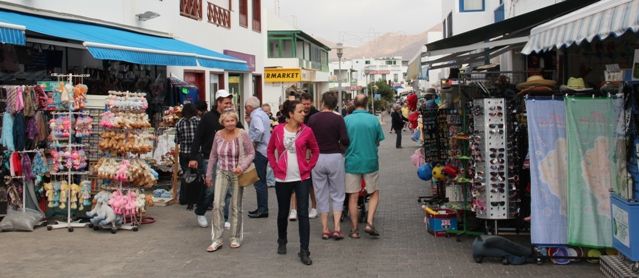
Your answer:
[522,0,639,54]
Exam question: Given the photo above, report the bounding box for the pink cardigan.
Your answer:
[267,123,319,181]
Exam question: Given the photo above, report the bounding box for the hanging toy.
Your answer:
[79,180,92,210]
[59,181,69,209]
[44,182,55,207]
[70,183,80,209]
[53,181,61,207]
[115,160,130,183]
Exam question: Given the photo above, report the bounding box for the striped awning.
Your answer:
[522,0,639,54]
[0,22,26,45]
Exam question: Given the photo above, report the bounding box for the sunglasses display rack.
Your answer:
[471,98,516,220]
[421,107,442,163]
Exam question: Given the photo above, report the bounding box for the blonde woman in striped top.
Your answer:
[205,109,255,252]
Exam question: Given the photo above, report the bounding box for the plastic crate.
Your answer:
[424,208,458,237]
[611,194,639,261]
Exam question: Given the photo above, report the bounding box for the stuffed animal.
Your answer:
[44,182,55,207]
[79,180,92,210]
[59,181,69,209]
[70,183,80,209]
[87,191,117,227]
[52,181,61,207]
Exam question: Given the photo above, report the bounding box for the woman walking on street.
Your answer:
[267,100,320,265]
[391,104,406,148]
[307,92,349,240]
[205,110,255,252]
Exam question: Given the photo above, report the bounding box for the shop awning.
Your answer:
[522,0,639,54]
[0,10,248,71]
[0,22,25,46]
[422,0,599,66]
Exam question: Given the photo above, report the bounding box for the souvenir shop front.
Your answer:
[0,10,248,232]
[415,0,639,271]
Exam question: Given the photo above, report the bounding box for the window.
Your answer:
[393,74,399,82]
[459,0,485,12]
[239,0,248,27]
[252,0,261,32]
[268,38,294,58]
[180,0,202,20]
[365,60,370,65]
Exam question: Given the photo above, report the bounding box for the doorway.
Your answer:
[184,71,205,102]
[228,73,244,119]
[253,74,262,103]
[209,72,225,109]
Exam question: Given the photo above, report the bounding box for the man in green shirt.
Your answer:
[344,94,384,238]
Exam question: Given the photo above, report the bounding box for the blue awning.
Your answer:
[0,10,248,71]
[0,22,26,45]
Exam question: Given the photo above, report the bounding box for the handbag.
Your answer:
[237,130,260,187]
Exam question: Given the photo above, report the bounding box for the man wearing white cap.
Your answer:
[190,89,243,228]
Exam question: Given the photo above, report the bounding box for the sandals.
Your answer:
[332,231,344,240]
[206,241,223,252]
[364,223,380,237]
[349,229,360,239]
[230,240,241,248]
[322,231,332,240]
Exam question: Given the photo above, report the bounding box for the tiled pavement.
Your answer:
[0,114,603,277]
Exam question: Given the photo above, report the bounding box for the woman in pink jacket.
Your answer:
[267,99,319,266]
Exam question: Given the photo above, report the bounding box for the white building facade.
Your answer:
[329,57,408,92]
[0,0,266,108]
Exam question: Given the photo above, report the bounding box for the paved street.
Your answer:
[0,114,602,278]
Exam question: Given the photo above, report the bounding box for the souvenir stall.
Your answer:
[92,90,157,233]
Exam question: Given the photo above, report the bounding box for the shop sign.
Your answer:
[224,50,256,72]
[365,70,390,75]
[265,68,302,83]
[612,204,630,247]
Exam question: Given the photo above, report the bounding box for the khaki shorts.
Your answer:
[345,172,380,193]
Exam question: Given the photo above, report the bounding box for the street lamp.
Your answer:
[336,43,343,112]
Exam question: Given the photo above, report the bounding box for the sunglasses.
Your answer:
[489,112,504,117]
[489,129,504,134]
[489,124,504,129]
[490,158,505,164]
[491,188,505,193]
[489,106,503,111]
[491,201,506,206]
[489,148,505,152]
[490,176,506,182]
[489,153,504,159]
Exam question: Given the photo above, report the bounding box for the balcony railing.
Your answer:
[207,2,231,28]
[180,0,202,20]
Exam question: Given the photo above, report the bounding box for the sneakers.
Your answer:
[288,209,297,221]
[197,215,208,228]
[309,208,318,219]
[224,222,231,230]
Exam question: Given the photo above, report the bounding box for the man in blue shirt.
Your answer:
[245,96,271,218]
[344,94,384,238]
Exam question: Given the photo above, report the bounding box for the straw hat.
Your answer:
[560,77,592,92]
[516,75,557,90]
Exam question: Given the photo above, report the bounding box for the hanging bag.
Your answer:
[237,130,259,187]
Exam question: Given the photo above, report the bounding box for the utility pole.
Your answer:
[336,43,343,113]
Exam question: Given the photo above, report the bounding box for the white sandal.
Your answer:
[230,240,241,248]
[207,241,223,252]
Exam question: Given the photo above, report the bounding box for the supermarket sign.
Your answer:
[265,68,301,83]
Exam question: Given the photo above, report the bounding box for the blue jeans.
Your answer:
[253,152,269,213]
[195,159,230,220]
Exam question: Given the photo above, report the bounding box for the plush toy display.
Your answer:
[86,191,118,227]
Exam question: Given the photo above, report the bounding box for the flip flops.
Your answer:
[322,231,332,240]
[332,231,344,240]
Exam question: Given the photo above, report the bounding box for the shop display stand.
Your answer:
[47,73,90,232]
[472,98,516,220]
[446,96,483,242]
[418,107,447,205]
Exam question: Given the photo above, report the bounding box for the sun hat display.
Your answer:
[516,75,557,90]
[560,77,592,92]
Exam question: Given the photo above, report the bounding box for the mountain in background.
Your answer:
[320,24,442,61]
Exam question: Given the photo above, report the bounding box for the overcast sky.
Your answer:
[267,0,443,46]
